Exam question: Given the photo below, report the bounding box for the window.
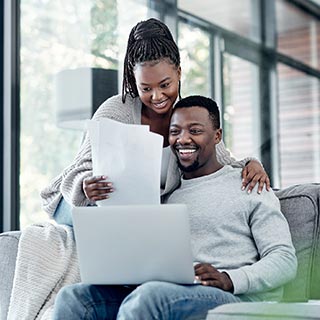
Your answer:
[19,0,149,228]
[223,53,260,160]
[178,21,211,97]
[278,63,320,187]
[8,0,320,230]
[179,0,260,42]
[276,0,320,70]
[178,0,320,188]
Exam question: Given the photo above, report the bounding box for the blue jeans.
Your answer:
[53,197,73,226]
[53,281,241,320]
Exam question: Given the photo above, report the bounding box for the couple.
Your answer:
[52,95,297,319]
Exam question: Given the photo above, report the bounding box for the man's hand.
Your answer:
[241,160,270,194]
[83,175,114,202]
[194,263,234,293]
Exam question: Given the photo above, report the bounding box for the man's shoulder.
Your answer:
[222,166,280,207]
[221,165,243,182]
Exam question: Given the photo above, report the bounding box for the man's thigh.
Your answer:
[117,281,241,320]
[53,283,136,320]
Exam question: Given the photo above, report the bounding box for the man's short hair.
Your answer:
[174,95,220,129]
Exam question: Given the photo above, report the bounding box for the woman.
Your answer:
[40,18,270,223]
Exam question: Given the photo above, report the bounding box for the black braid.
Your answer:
[122,18,180,103]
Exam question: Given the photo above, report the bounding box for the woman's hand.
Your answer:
[241,160,270,194]
[194,263,234,292]
[83,175,114,202]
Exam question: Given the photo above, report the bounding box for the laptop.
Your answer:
[72,204,196,285]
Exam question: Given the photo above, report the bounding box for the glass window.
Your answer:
[278,63,320,187]
[20,0,148,228]
[178,21,211,97]
[276,0,320,70]
[178,0,260,42]
[222,53,260,160]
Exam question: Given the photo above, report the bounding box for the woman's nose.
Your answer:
[151,88,163,100]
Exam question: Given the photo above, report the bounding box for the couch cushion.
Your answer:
[275,183,320,301]
[0,231,21,320]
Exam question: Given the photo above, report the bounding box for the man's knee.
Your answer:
[53,283,91,319]
[56,283,86,304]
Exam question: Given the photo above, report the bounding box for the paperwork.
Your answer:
[87,118,163,206]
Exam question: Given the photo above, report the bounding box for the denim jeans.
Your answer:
[53,197,73,226]
[53,281,241,320]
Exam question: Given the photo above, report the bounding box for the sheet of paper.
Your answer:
[87,118,163,206]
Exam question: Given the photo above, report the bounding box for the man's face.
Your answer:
[169,106,222,179]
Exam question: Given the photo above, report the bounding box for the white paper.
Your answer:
[87,118,163,206]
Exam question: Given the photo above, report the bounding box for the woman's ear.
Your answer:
[177,66,181,80]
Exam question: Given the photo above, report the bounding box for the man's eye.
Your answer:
[169,129,179,135]
[190,129,202,134]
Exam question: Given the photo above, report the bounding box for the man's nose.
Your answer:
[177,131,191,144]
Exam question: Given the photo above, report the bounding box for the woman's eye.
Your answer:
[161,82,170,88]
[142,87,151,92]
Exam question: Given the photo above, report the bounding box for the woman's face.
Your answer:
[134,59,181,116]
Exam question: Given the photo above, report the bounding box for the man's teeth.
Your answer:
[179,149,196,154]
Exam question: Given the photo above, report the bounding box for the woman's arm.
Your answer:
[40,95,137,217]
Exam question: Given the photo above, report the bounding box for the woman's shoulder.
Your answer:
[92,94,141,123]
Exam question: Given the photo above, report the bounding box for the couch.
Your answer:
[0,183,319,320]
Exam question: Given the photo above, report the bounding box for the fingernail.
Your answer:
[241,186,245,191]
[107,183,112,187]
[109,188,114,192]
[258,190,261,194]
[247,189,251,194]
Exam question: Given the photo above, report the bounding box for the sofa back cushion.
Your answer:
[275,183,320,301]
[0,231,21,319]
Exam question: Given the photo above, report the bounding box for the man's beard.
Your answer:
[176,158,200,173]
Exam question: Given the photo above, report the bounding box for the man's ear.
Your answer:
[214,128,222,144]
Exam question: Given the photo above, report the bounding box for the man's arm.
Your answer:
[225,193,297,295]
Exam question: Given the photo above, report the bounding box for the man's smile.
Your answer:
[175,145,198,162]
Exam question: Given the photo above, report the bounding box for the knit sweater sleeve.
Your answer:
[216,140,259,168]
[40,95,138,217]
[225,192,297,296]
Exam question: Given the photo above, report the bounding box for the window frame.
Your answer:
[2,0,20,232]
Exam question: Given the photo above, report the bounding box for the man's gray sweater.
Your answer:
[167,165,297,302]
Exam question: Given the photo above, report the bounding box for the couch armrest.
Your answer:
[275,183,320,301]
[0,231,21,320]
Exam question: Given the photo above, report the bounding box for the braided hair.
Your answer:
[122,18,180,102]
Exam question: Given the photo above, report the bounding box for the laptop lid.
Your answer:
[72,204,195,285]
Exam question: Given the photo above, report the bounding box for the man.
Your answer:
[53,95,297,320]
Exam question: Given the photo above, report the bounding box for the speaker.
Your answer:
[55,68,118,130]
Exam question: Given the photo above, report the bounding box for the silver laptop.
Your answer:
[72,204,195,285]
